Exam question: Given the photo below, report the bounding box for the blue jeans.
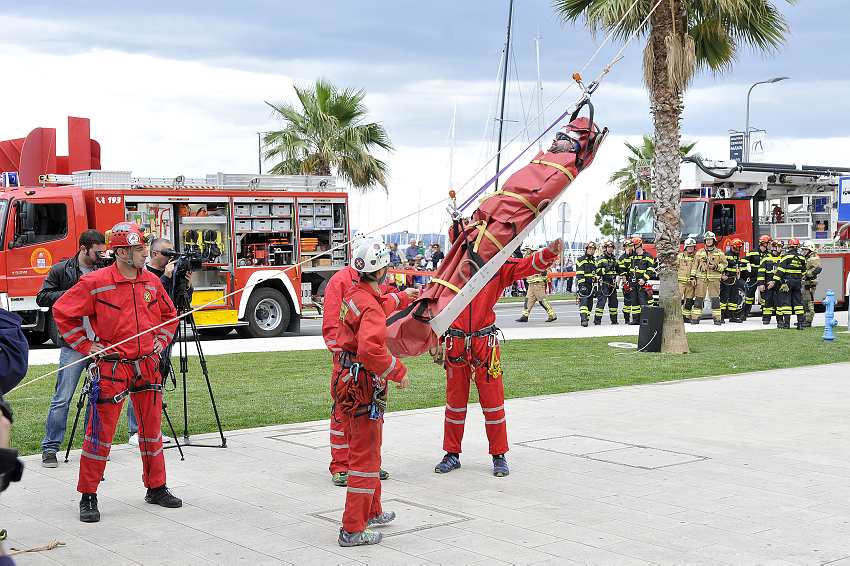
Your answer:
[41,346,88,453]
[127,398,139,435]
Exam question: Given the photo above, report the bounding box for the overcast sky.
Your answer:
[1,0,848,241]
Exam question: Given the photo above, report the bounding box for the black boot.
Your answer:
[796,316,805,330]
[593,316,602,326]
[610,315,618,325]
[623,314,631,324]
[516,314,528,323]
[145,485,182,508]
[80,493,100,523]
[580,315,588,327]
[762,317,771,325]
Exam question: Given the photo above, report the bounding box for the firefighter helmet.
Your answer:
[623,238,634,247]
[352,237,390,273]
[703,231,717,244]
[804,241,818,252]
[603,239,614,248]
[788,238,801,247]
[684,237,696,248]
[730,238,744,250]
[759,235,771,244]
[631,236,643,246]
[108,222,148,249]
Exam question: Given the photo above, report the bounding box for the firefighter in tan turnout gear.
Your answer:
[690,231,727,325]
[516,251,557,323]
[801,241,822,328]
[677,237,697,321]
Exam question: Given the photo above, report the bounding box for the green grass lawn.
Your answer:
[8,329,848,456]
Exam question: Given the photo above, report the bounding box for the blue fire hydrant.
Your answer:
[823,289,838,341]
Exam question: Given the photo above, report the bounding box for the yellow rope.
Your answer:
[531,159,576,182]
[430,278,461,294]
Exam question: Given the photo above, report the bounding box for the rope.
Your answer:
[7,0,662,395]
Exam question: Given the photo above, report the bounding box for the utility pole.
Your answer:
[494,0,514,192]
[257,132,263,175]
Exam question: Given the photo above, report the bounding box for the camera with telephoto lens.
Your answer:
[160,249,203,311]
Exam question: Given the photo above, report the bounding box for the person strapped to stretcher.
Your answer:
[52,222,182,524]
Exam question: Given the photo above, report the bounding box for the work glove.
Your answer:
[779,283,790,293]
[758,284,765,293]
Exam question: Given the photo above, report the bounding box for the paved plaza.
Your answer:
[4,361,850,564]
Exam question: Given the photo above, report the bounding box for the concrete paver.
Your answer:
[4,362,850,564]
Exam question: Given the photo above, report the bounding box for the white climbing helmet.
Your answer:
[352,237,390,274]
[703,231,717,243]
[684,237,696,248]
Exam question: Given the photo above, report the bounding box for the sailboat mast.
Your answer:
[535,31,544,153]
[494,0,514,192]
[449,105,457,190]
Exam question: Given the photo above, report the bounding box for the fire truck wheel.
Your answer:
[240,288,291,338]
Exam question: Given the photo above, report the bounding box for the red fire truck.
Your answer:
[625,159,850,308]
[0,117,350,344]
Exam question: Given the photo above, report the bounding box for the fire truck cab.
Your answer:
[0,118,350,345]
[626,159,850,307]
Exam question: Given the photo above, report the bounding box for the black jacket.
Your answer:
[36,255,83,308]
[0,308,28,394]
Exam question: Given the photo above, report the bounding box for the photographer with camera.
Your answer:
[1,307,29,565]
[53,222,182,523]
[36,230,106,469]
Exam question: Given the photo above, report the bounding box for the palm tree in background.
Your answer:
[264,79,393,191]
[554,0,791,353]
[608,135,696,202]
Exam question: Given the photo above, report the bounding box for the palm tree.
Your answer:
[264,79,393,191]
[554,0,791,353]
[609,135,696,201]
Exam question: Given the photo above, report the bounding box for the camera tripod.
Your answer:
[167,301,227,450]
[64,358,184,463]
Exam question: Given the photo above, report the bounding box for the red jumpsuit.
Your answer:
[443,245,557,455]
[333,281,407,533]
[322,267,409,474]
[52,264,178,494]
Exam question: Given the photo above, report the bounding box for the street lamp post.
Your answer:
[744,77,789,161]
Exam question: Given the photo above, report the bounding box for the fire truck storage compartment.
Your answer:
[297,198,347,270]
[174,203,231,297]
[235,197,295,267]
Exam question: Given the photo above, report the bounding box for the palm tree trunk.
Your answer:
[649,0,688,354]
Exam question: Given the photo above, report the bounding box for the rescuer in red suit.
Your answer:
[435,237,563,477]
[322,253,417,487]
[333,238,410,547]
[52,222,181,523]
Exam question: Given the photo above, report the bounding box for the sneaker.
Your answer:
[338,528,382,547]
[379,469,390,481]
[493,454,510,477]
[367,511,396,527]
[42,450,58,468]
[162,433,173,444]
[145,485,182,508]
[79,493,100,523]
[434,453,461,474]
[332,472,348,487]
[129,433,139,446]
